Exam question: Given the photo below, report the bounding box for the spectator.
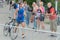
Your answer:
[37,1,45,30]
[31,2,38,29]
[46,2,57,37]
[23,1,31,27]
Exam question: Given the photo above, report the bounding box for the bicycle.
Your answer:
[3,17,18,40]
[10,26,19,40]
[3,17,16,36]
[10,21,26,40]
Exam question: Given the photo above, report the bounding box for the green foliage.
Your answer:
[42,0,55,6]
[23,0,36,7]
[58,1,60,9]
[15,0,60,9]
[42,0,50,4]
[23,0,55,8]
[58,2,60,14]
[15,0,18,3]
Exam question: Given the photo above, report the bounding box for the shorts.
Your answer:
[35,16,40,19]
[50,19,57,31]
[35,13,40,19]
[40,14,45,21]
[16,17,24,24]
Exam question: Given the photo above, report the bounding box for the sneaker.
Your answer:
[22,34,26,38]
[32,27,35,29]
[50,34,57,37]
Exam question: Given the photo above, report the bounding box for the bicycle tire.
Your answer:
[3,23,9,36]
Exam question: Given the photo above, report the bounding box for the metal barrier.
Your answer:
[57,15,60,25]
[0,24,60,40]
[0,24,60,35]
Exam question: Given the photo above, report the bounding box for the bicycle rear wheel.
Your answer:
[3,23,9,36]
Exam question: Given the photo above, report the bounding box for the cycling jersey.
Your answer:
[16,7,24,24]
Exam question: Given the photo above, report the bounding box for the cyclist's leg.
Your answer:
[14,18,20,33]
[21,18,25,38]
[21,22,25,35]
[14,23,19,33]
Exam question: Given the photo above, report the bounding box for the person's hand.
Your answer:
[12,19,16,26]
[13,19,16,22]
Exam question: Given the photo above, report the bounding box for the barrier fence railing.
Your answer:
[0,24,60,40]
[0,24,60,35]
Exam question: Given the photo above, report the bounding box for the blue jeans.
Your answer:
[26,11,31,26]
[33,17,37,29]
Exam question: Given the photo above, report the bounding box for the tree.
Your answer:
[23,0,36,7]
[15,0,18,3]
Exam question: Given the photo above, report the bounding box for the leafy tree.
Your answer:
[23,0,36,7]
[15,0,18,3]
